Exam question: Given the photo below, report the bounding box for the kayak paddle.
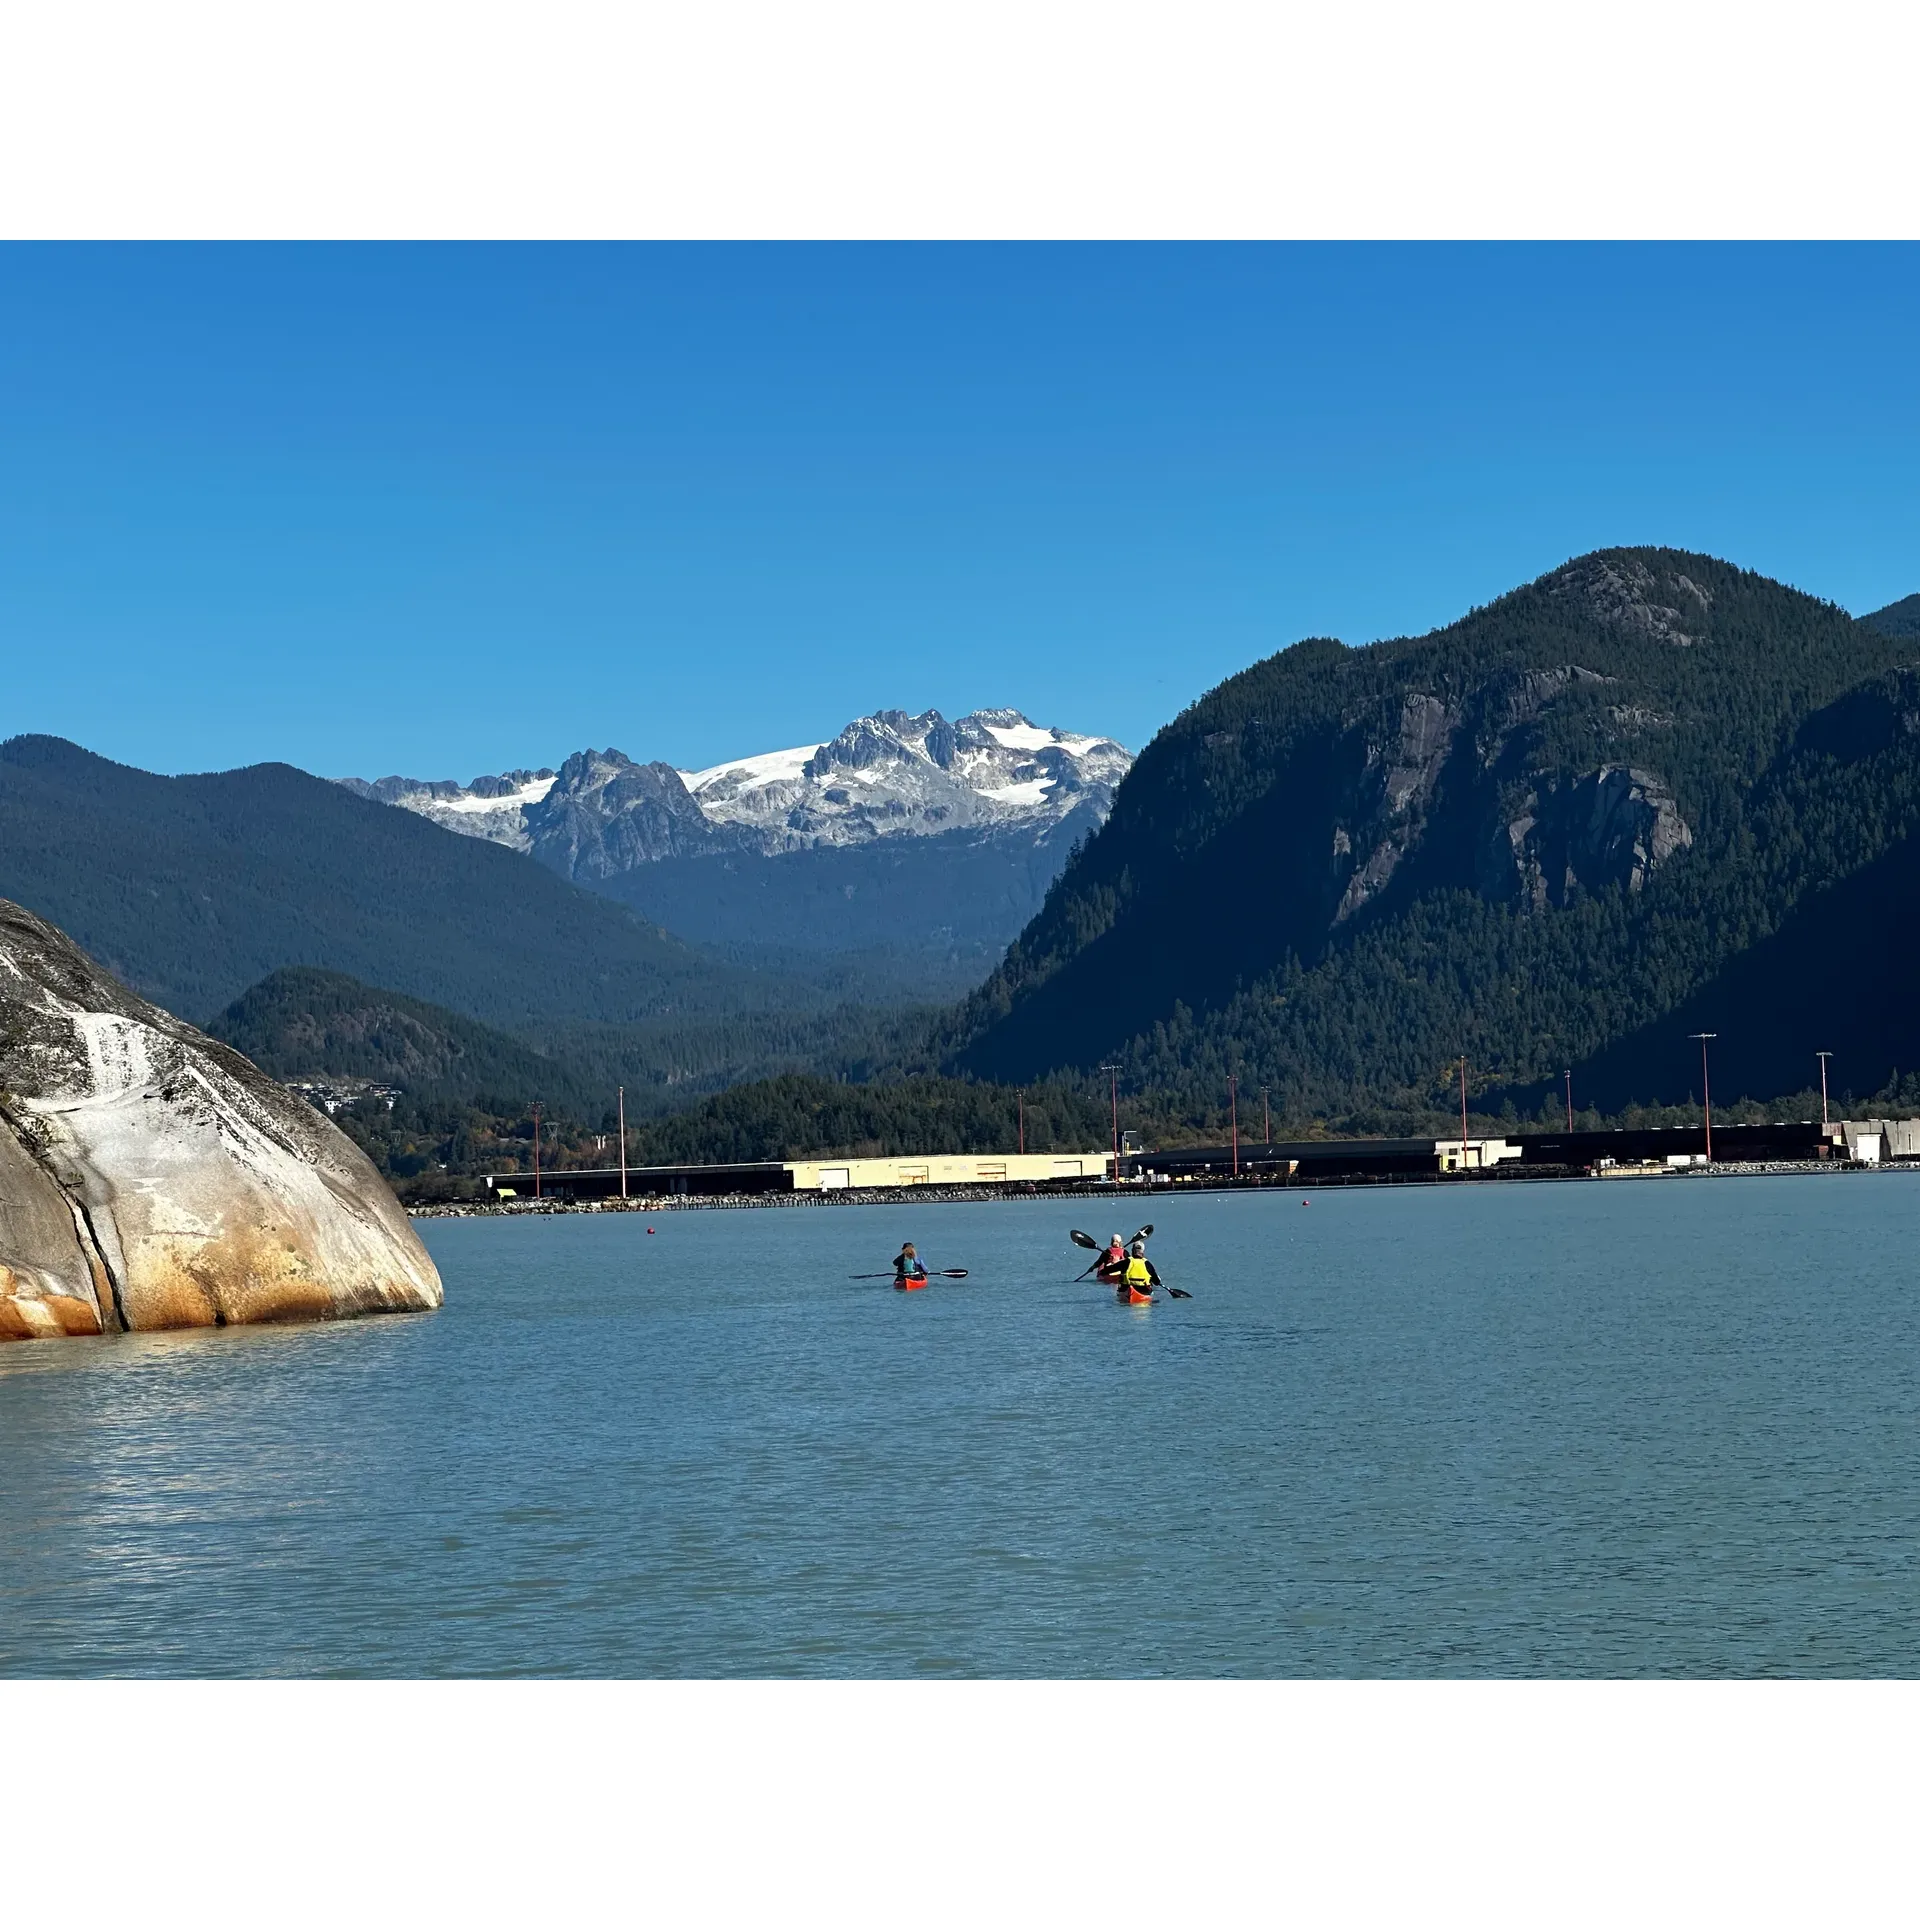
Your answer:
[850,1268,969,1279]
[1070,1223,1154,1251]
[1072,1222,1154,1280]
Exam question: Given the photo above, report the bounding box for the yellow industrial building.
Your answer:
[785,1152,1112,1190]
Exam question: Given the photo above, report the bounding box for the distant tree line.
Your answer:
[324,1072,1113,1203]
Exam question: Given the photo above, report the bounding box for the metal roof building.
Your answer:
[487,1149,1112,1202]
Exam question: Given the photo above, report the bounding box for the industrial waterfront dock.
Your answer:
[438,1119,1920,1213]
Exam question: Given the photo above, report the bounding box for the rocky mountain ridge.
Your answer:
[342,768,558,849]
[341,707,1132,879]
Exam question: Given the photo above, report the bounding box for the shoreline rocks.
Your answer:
[0,898,442,1339]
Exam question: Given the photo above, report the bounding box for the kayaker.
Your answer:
[892,1243,929,1285]
[1120,1237,1161,1295]
[1094,1233,1128,1284]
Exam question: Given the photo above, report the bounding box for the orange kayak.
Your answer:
[893,1276,928,1291]
[1117,1285,1154,1305]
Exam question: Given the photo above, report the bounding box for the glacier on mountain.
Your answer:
[335,768,558,850]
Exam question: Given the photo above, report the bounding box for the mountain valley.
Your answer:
[342,708,1131,985]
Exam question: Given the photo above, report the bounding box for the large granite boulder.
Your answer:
[0,898,442,1338]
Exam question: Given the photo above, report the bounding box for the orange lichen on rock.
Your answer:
[0,1114,109,1338]
[124,1224,339,1330]
[0,1260,105,1338]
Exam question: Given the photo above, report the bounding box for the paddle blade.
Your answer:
[1069,1230,1098,1250]
[939,1268,970,1278]
[1168,1287,1192,1299]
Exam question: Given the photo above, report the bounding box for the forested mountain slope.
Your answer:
[198,965,967,1196]
[208,958,943,1123]
[951,550,1920,1117]
[0,735,770,1029]
[206,968,607,1111]
[591,823,1080,977]
[1563,663,1920,1109]
[1863,593,1920,640]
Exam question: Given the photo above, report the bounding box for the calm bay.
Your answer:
[5,1176,1918,1677]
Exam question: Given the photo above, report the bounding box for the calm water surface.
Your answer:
[5,1178,1919,1676]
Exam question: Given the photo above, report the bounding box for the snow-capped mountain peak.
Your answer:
[340,707,1131,871]
[679,708,1130,852]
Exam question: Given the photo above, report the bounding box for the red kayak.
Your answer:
[1116,1284,1155,1306]
[893,1276,928,1291]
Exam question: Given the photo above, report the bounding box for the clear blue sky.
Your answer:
[3,244,1916,780]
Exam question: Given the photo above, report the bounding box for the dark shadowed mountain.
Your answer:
[0,735,776,1030]
[205,967,605,1111]
[590,825,1080,975]
[205,958,946,1125]
[1554,662,1920,1110]
[949,550,1920,1118]
[1862,593,1920,640]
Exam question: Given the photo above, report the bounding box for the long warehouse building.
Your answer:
[489,1150,1113,1201]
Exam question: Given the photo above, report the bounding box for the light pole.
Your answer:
[1564,1068,1573,1133]
[1458,1055,1469,1161]
[1816,1051,1832,1127]
[1689,1034,1717,1162]
[618,1085,628,1201]
[1229,1074,1239,1179]
[1018,1089,1025,1156]
[1261,1083,1271,1146]
[1101,1064,1121,1182]
[532,1101,542,1200]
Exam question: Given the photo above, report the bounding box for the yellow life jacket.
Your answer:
[1124,1254,1152,1288]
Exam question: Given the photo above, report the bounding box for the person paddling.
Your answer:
[1119,1237,1161,1298]
[1094,1233,1128,1285]
[892,1243,929,1287]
